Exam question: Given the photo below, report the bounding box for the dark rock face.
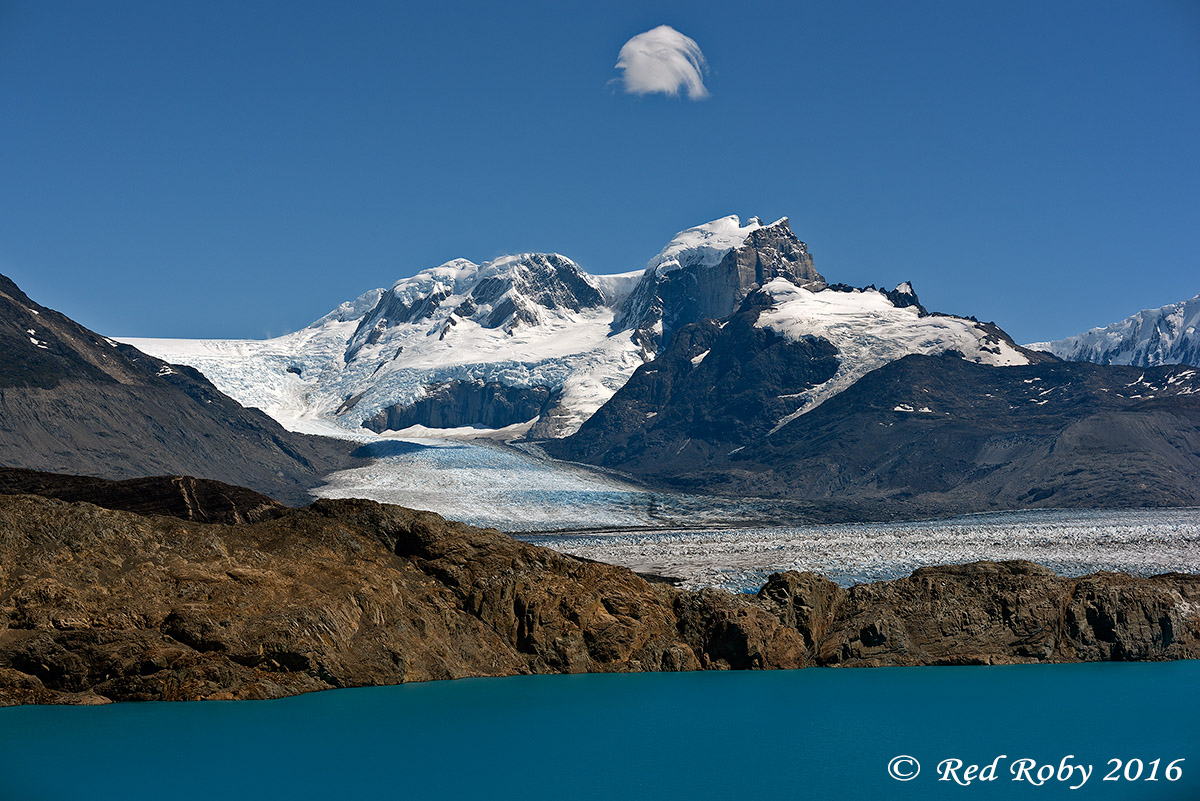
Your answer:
[0,467,284,524]
[348,286,454,359]
[0,275,353,505]
[550,295,839,471]
[473,254,605,315]
[555,296,1200,516]
[883,281,926,313]
[618,218,825,355]
[736,355,1200,512]
[0,492,1195,705]
[363,380,559,432]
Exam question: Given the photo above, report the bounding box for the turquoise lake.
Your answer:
[1,661,1196,801]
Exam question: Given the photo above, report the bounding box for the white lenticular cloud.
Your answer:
[615,25,709,100]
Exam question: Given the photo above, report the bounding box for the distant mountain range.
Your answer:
[9,215,1197,518]
[124,215,1041,441]
[125,216,831,438]
[1028,294,1200,367]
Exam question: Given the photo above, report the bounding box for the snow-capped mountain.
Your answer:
[618,215,825,354]
[122,214,1044,443]
[344,254,610,360]
[550,276,1200,516]
[1027,294,1200,367]
[123,215,820,439]
[124,255,646,439]
[554,278,1040,471]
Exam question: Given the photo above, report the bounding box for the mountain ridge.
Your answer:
[1028,293,1200,367]
[549,318,1200,517]
[121,215,820,437]
[0,274,355,504]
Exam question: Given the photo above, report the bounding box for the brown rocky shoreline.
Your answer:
[1,476,1197,706]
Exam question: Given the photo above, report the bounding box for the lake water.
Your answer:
[2,661,1196,801]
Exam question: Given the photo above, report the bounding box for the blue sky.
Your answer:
[1,0,1197,342]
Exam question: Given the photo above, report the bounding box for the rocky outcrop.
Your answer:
[363,380,559,431]
[0,467,284,524]
[553,294,840,468]
[1,489,1195,705]
[0,274,354,505]
[758,562,1200,666]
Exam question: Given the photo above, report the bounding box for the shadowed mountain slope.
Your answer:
[551,291,1200,518]
[0,274,354,504]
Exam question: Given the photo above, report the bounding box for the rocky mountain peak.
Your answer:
[344,253,607,361]
[619,215,826,355]
[466,252,606,328]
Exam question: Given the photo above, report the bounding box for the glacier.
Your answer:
[524,507,1200,593]
[123,256,648,438]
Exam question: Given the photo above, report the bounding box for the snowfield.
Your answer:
[758,279,1029,430]
[648,214,769,276]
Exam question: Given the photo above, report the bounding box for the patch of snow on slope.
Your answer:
[648,215,765,276]
[758,279,1028,432]
[309,286,388,327]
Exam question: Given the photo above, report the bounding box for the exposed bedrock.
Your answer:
[1,486,1196,705]
[551,296,840,467]
[361,380,559,432]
